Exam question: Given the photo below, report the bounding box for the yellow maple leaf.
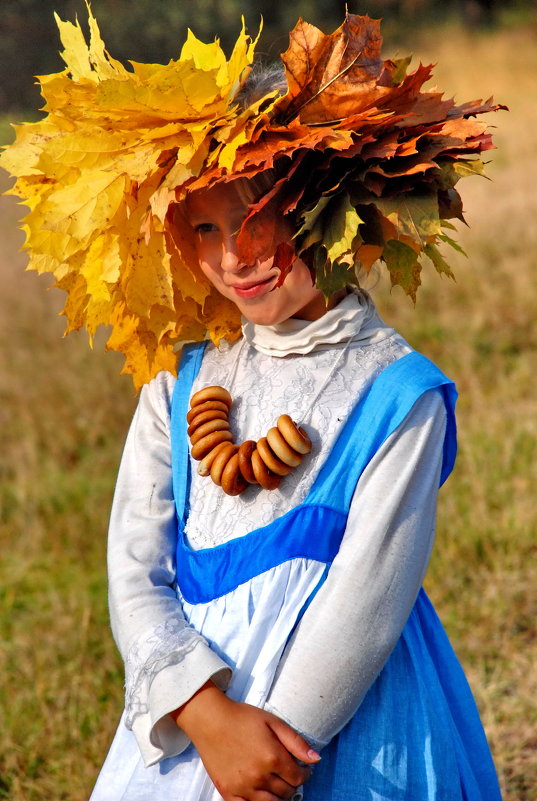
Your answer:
[81,232,121,296]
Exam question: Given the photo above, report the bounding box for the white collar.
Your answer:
[241,290,395,357]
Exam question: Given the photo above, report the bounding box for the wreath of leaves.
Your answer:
[0,3,506,387]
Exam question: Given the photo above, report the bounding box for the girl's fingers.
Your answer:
[253,790,298,801]
[274,762,310,794]
[270,751,312,790]
[180,694,315,801]
[230,793,293,801]
[265,773,303,799]
[268,717,321,767]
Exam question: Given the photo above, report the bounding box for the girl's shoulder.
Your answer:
[138,369,178,423]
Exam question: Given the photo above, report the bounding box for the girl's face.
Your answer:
[186,180,327,326]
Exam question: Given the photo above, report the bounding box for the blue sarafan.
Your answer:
[90,341,501,800]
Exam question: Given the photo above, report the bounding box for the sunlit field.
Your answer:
[1,22,535,801]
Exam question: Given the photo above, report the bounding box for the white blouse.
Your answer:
[107,291,447,763]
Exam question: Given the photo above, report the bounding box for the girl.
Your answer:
[90,175,500,801]
[1,9,504,801]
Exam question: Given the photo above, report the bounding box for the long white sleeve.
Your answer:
[107,372,232,767]
[264,389,447,750]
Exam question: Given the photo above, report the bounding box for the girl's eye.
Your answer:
[194,223,219,235]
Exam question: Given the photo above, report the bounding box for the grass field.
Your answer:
[1,20,536,801]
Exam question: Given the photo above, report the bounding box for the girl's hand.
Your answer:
[172,681,320,801]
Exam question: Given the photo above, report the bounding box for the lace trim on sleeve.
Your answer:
[124,618,202,729]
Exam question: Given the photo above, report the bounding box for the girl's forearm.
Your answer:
[170,680,224,735]
[265,391,447,749]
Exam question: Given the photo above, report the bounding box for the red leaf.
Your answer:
[273,242,296,287]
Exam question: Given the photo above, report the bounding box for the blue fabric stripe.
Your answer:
[171,348,458,605]
[170,342,208,524]
[177,504,346,604]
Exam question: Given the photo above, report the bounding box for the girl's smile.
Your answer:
[185,180,328,326]
[228,275,278,300]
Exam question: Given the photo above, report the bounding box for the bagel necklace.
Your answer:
[187,335,354,496]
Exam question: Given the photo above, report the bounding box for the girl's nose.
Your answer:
[221,249,240,272]
[220,236,244,273]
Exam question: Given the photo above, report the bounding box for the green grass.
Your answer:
[1,21,536,801]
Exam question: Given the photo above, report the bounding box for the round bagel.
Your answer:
[256,437,293,476]
[190,385,232,409]
[197,440,231,476]
[187,409,228,437]
[210,443,239,486]
[221,453,249,496]
[266,426,303,467]
[189,418,230,446]
[251,449,281,491]
[276,415,312,455]
[191,429,233,460]
[187,400,229,424]
[238,440,258,484]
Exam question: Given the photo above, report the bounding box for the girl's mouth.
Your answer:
[229,276,276,299]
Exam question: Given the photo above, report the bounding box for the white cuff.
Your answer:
[132,641,232,766]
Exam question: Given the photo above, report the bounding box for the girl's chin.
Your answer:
[239,301,326,327]
[235,297,296,326]
[239,308,284,326]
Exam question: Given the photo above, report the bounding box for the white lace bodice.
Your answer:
[184,331,409,549]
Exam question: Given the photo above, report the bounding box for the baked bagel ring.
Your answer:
[189,418,230,446]
[187,400,229,424]
[197,440,232,477]
[256,437,293,476]
[276,415,312,455]
[251,449,281,491]
[190,385,232,409]
[221,453,249,496]
[238,440,258,484]
[187,409,228,437]
[210,443,239,486]
[191,429,233,460]
[266,426,303,467]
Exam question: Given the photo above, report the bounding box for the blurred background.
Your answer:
[1,1,536,799]
[1,0,535,119]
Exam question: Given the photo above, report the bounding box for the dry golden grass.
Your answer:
[1,21,536,801]
[0,194,134,799]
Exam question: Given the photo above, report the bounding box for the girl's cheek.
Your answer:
[198,241,218,269]
[199,258,221,287]
[194,243,211,271]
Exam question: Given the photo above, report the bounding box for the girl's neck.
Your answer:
[241,289,389,358]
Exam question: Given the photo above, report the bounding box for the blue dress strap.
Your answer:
[306,351,458,511]
[170,341,208,523]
